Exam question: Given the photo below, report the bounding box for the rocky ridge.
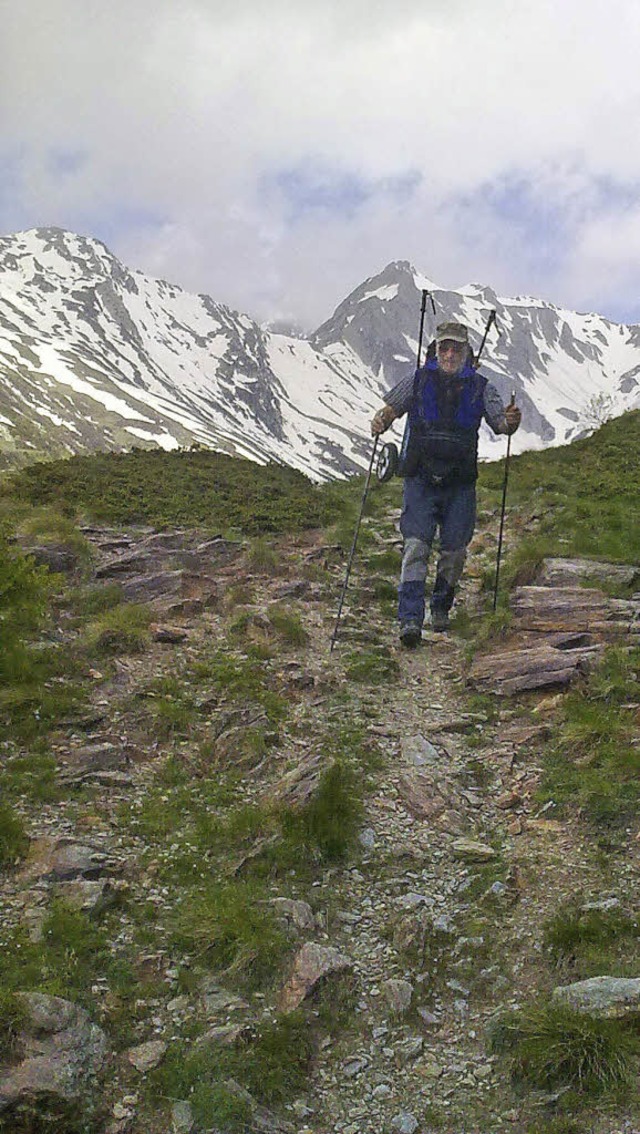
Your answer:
[2,228,640,478]
[0,503,639,1134]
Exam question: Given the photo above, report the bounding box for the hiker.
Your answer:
[371,321,521,647]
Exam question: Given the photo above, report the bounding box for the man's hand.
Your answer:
[371,404,396,436]
[504,403,521,435]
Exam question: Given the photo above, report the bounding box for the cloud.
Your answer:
[3,0,640,326]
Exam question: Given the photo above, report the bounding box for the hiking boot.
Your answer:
[399,621,422,648]
[430,609,449,632]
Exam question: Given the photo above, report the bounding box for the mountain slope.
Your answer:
[1,228,639,479]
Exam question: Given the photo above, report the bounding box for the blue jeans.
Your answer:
[398,478,477,626]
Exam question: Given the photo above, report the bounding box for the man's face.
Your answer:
[436,339,467,376]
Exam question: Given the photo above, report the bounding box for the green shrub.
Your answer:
[8,449,342,535]
[0,531,50,684]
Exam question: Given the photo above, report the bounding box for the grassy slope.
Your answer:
[478,408,640,567]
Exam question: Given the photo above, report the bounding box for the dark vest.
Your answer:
[398,359,487,485]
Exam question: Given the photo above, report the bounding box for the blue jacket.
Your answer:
[399,359,488,484]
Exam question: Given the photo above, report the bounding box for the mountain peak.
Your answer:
[0,227,133,291]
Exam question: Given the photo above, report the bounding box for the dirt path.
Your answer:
[1,514,639,1134]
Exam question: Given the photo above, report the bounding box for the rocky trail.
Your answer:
[1,507,639,1134]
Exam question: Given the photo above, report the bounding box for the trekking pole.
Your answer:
[492,392,516,612]
[418,289,437,362]
[330,436,380,652]
[475,309,497,368]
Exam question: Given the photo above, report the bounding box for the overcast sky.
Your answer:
[3,0,640,329]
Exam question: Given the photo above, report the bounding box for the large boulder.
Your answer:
[553,976,640,1019]
[0,992,108,1123]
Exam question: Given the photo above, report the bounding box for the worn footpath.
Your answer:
[1,508,639,1134]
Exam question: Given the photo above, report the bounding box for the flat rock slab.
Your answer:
[538,558,639,588]
[398,767,468,831]
[469,642,602,696]
[452,838,498,862]
[512,586,639,635]
[19,838,121,882]
[117,570,218,609]
[57,741,130,785]
[0,993,108,1114]
[553,976,640,1018]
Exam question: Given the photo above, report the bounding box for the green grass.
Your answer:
[267,604,309,647]
[543,903,639,978]
[478,410,640,568]
[16,505,93,565]
[277,760,364,868]
[0,745,60,803]
[6,448,345,535]
[0,903,137,1025]
[150,1012,315,1129]
[538,646,640,827]
[344,646,400,684]
[83,601,152,656]
[169,881,290,990]
[246,537,282,573]
[0,804,29,868]
[0,989,26,1062]
[489,1001,640,1094]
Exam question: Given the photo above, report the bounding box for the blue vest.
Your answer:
[399,360,487,484]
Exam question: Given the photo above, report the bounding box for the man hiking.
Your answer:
[371,321,521,647]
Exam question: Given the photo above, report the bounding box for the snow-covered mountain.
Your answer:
[1,227,639,480]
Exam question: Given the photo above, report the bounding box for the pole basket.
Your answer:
[376,442,398,482]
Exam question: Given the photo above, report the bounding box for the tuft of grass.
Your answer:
[538,646,640,827]
[460,605,513,658]
[0,905,137,1025]
[150,1012,315,1129]
[0,746,59,803]
[136,674,199,738]
[246,537,282,574]
[543,903,639,978]
[278,760,364,868]
[489,1001,640,1093]
[0,804,29,868]
[223,580,256,609]
[486,535,549,592]
[17,506,92,565]
[84,602,152,656]
[66,581,124,619]
[344,646,400,684]
[267,604,309,647]
[0,989,26,1063]
[169,881,290,991]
